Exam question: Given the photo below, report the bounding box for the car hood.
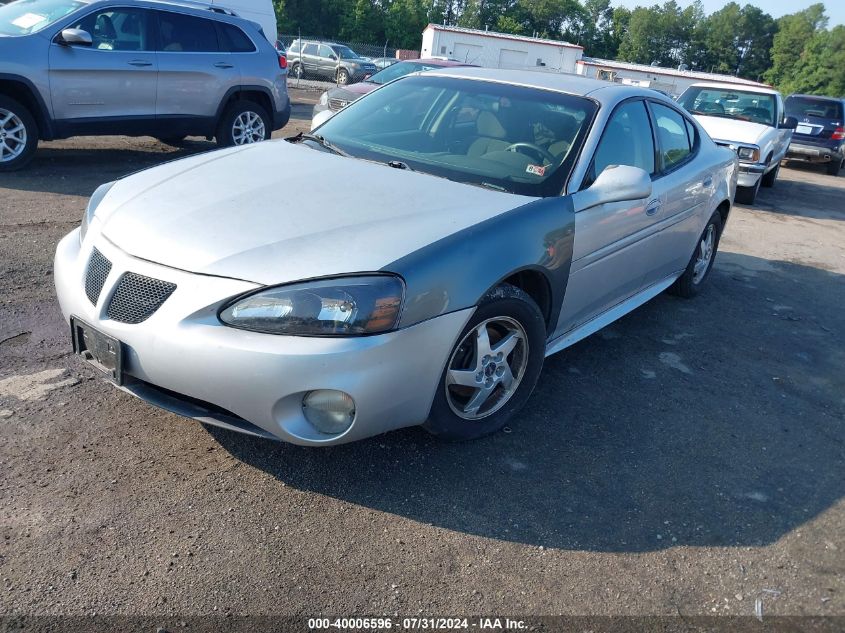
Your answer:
[694,115,772,145]
[97,140,533,285]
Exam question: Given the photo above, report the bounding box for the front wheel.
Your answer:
[826,157,843,176]
[0,95,38,172]
[215,100,271,148]
[735,178,760,205]
[424,285,546,441]
[669,212,723,298]
[761,163,779,187]
[291,63,303,79]
[336,68,350,85]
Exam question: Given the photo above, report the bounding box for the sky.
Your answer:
[612,0,844,27]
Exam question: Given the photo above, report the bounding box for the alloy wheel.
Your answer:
[0,108,27,163]
[445,317,529,420]
[231,112,265,145]
[692,224,715,284]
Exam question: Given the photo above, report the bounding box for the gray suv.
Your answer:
[287,39,376,85]
[0,0,291,171]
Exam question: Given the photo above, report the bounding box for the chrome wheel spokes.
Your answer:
[0,108,27,163]
[232,111,266,145]
[693,224,715,284]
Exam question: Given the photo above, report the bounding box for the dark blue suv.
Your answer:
[784,94,845,176]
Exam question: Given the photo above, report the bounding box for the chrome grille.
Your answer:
[84,248,112,305]
[106,273,176,324]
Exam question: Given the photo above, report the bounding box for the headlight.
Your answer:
[319,91,328,106]
[737,146,760,162]
[80,181,116,243]
[219,275,404,336]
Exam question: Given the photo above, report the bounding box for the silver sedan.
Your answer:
[54,68,738,446]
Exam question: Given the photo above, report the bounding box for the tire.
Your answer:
[669,211,723,299]
[424,284,546,441]
[336,68,350,85]
[735,178,760,205]
[291,63,303,79]
[761,162,779,187]
[826,158,843,176]
[215,100,271,148]
[0,95,38,172]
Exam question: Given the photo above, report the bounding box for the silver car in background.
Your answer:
[54,68,737,446]
[0,0,290,171]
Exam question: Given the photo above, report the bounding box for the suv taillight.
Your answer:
[832,127,845,141]
[278,54,288,70]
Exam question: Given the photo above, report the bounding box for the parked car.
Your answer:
[55,68,737,446]
[312,58,473,128]
[677,82,796,205]
[0,0,290,171]
[783,94,845,176]
[287,39,376,85]
[369,56,399,70]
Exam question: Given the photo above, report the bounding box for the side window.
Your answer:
[589,100,655,186]
[158,12,218,53]
[302,43,318,55]
[69,8,151,51]
[652,103,692,170]
[685,118,697,149]
[319,44,334,59]
[217,22,255,53]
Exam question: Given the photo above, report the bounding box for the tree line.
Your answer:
[274,0,845,96]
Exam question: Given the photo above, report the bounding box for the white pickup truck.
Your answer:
[677,82,797,205]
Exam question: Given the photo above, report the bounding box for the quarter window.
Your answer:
[69,8,150,51]
[652,103,693,170]
[590,100,655,184]
[158,12,218,52]
[217,22,254,53]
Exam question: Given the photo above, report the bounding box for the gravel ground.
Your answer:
[0,90,843,627]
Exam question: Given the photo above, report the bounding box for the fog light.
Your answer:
[302,390,355,434]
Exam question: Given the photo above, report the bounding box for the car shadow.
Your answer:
[760,164,845,221]
[208,253,845,552]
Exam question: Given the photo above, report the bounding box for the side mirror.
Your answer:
[58,28,92,47]
[573,165,652,212]
[780,116,798,130]
[329,54,337,61]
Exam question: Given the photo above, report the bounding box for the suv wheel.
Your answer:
[336,68,350,85]
[826,157,843,176]
[216,100,271,148]
[291,63,303,79]
[0,96,38,172]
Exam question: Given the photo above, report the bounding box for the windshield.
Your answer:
[314,75,597,197]
[0,0,83,35]
[678,87,776,126]
[368,61,447,85]
[785,96,843,120]
[333,45,359,60]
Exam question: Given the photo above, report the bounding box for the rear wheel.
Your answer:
[336,68,350,85]
[291,62,303,79]
[826,157,843,176]
[735,178,760,205]
[215,100,270,148]
[761,163,779,187]
[424,284,546,441]
[0,96,38,172]
[669,212,723,298]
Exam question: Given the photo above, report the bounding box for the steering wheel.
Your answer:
[505,142,556,165]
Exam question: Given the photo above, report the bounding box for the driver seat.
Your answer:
[467,111,510,157]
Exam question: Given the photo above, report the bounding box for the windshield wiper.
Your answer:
[286,132,351,157]
[386,160,414,171]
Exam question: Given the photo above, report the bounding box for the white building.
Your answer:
[421,24,583,74]
[576,57,769,97]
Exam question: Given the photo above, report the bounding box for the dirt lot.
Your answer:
[0,89,843,627]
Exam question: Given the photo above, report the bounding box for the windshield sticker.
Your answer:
[526,164,546,177]
[12,13,47,29]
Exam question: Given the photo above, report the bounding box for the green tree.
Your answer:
[765,3,827,88]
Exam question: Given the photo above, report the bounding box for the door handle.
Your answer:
[214,62,234,69]
[127,59,152,67]
[645,199,662,216]
[703,176,713,188]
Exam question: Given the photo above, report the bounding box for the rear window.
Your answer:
[785,97,843,120]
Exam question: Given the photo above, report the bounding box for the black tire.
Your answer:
[424,284,546,441]
[215,100,271,148]
[826,158,843,176]
[735,178,760,205]
[336,68,350,85]
[761,162,779,187]
[669,211,723,298]
[0,95,39,172]
[291,62,303,79]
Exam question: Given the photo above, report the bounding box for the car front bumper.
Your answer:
[786,142,844,163]
[54,229,473,446]
[737,161,766,188]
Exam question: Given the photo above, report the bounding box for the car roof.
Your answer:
[688,82,779,95]
[407,58,475,68]
[422,66,663,102]
[787,94,844,102]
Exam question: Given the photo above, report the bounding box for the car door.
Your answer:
[48,7,157,127]
[556,99,665,335]
[300,43,319,76]
[155,10,240,122]
[643,100,712,284]
[318,44,337,79]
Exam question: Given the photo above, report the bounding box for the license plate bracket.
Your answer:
[70,317,124,385]
[796,124,813,134]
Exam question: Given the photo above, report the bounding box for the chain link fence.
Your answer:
[277,34,397,63]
